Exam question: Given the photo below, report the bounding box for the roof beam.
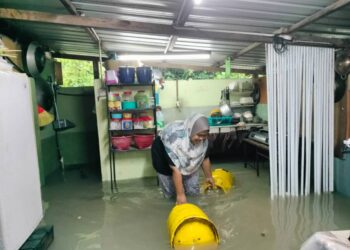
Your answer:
[227,0,350,66]
[164,0,194,54]
[59,0,100,43]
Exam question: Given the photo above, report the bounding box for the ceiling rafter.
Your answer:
[222,0,350,67]
[164,0,194,54]
[59,0,101,44]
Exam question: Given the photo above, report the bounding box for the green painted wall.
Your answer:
[37,59,58,185]
[35,61,100,184]
[256,104,268,121]
[56,87,100,168]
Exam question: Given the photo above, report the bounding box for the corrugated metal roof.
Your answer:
[1,0,350,71]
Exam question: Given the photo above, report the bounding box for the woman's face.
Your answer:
[190,130,209,145]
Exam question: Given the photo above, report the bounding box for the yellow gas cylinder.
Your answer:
[202,168,234,193]
[167,204,219,248]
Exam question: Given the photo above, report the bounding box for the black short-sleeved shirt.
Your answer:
[151,136,209,176]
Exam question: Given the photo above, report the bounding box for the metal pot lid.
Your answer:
[23,42,46,77]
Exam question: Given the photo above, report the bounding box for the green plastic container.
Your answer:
[134,90,149,109]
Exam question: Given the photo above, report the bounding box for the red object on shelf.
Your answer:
[111,136,132,150]
[134,134,154,149]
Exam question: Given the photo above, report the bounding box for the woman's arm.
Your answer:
[171,166,187,204]
[202,158,215,187]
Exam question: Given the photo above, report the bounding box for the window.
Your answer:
[56,58,94,87]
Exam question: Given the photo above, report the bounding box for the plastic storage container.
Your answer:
[119,67,135,84]
[110,118,122,130]
[133,118,144,129]
[136,66,152,84]
[134,90,149,109]
[105,70,119,85]
[111,136,132,150]
[122,91,136,109]
[122,91,132,102]
[208,116,232,126]
[122,118,133,130]
[142,116,154,129]
[134,134,154,149]
[111,113,122,119]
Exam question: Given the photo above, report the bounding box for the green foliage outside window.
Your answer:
[56,58,94,87]
[162,68,251,80]
[56,58,250,86]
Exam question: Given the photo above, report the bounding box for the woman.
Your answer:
[151,113,215,204]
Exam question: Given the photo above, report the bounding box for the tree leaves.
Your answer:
[57,58,94,87]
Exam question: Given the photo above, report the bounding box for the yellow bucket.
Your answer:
[167,204,219,248]
[202,168,234,193]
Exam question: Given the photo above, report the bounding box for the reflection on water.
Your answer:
[42,166,350,250]
[271,194,336,250]
[174,243,218,250]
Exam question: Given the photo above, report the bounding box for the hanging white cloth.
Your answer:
[266,44,334,198]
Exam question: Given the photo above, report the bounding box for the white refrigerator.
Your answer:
[0,71,43,250]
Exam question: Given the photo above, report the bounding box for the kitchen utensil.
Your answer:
[243,111,253,122]
[335,72,346,103]
[335,50,350,76]
[219,103,233,116]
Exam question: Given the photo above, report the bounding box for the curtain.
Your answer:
[266,44,334,197]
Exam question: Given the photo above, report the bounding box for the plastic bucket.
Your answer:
[136,66,152,84]
[119,67,135,84]
[167,204,219,248]
[202,168,234,193]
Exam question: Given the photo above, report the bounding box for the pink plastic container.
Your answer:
[105,70,119,85]
[134,134,154,149]
[111,136,132,150]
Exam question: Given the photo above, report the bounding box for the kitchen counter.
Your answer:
[209,123,266,134]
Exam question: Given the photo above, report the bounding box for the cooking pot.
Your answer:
[219,103,233,116]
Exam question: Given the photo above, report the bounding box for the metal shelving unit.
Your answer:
[105,82,157,193]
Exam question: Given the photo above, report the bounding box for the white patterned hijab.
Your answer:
[160,114,209,175]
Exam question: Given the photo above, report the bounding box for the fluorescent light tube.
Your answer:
[117,53,210,61]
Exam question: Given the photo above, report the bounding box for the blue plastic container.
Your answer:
[122,101,137,110]
[136,67,152,84]
[119,67,135,84]
[111,113,122,119]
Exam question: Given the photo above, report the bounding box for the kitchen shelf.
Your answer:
[106,80,156,193]
[111,146,152,153]
[107,83,153,87]
[110,128,156,134]
[230,104,255,108]
[109,108,155,113]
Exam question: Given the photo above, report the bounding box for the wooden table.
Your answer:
[243,138,269,176]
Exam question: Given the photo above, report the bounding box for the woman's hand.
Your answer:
[206,177,216,188]
[176,193,187,205]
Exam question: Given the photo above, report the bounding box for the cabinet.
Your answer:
[105,82,157,191]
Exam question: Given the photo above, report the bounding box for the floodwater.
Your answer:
[41,163,350,250]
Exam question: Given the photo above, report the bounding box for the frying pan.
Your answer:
[22,42,46,77]
[335,72,346,103]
